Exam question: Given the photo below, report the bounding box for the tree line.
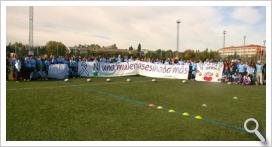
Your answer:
[6,41,226,61]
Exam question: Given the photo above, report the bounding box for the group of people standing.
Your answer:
[7,53,49,81]
[222,60,265,85]
[6,53,266,86]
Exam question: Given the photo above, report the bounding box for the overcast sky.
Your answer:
[6,6,266,51]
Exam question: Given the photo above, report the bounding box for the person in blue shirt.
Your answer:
[44,58,51,75]
[124,56,128,62]
[246,63,255,76]
[99,57,105,62]
[36,56,46,80]
[164,61,170,65]
[68,57,77,78]
[255,60,264,85]
[128,56,134,62]
[29,56,37,80]
[105,57,111,63]
[63,57,69,65]
[30,56,36,70]
[116,55,123,63]
[110,57,116,63]
[24,56,33,80]
[8,53,17,81]
[236,61,246,75]
[35,56,42,71]
[56,56,65,64]
[231,73,237,82]
[164,58,170,65]
[188,60,193,80]
[178,60,184,65]
[191,61,197,79]
[51,56,57,64]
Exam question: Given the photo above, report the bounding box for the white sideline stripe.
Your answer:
[7,80,151,91]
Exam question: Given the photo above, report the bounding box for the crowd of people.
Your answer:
[7,53,266,85]
[222,60,265,85]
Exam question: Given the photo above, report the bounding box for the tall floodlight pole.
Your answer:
[57,43,59,56]
[243,35,246,57]
[262,40,266,61]
[176,19,181,56]
[243,35,246,46]
[29,6,34,55]
[223,30,226,48]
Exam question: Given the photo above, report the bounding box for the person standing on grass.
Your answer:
[236,61,246,76]
[24,56,31,80]
[229,62,236,81]
[30,56,37,72]
[41,55,48,80]
[14,54,21,81]
[44,56,51,79]
[36,56,46,80]
[246,63,255,83]
[28,55,37,81]
[191,60,197,80]
[19,56,27,81]
[6,55,10,81]
[223,61,230,82]
[263,63,266,84]
[188,60,193,80]
[8,53,16,80]
[255,60,264,85]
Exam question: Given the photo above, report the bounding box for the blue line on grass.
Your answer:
[73,85,248,134]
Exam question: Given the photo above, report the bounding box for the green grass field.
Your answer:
[6,76,266,141]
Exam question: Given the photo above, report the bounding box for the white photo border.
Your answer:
[1,1,271,146]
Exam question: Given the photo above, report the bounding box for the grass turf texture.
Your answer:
[7,76,265,141]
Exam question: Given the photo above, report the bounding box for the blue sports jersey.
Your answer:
[31,58,36,68]
[44,60,50,65]
[24,57,32,68]
[105,59,111,63]
[164,61,170,65]
[51,58,57,64]
[178,60,184,65]
[191,63,197,70]
[128,58,134,62]
[237,64,245,73]
[246,66,255,75]
[57,57,65,63]
[256,64,263,73]
[116,57,122,63]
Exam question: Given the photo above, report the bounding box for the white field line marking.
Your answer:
[7,80,152,91]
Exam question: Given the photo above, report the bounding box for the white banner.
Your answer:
[195,62,224,82]
[137,61,189,79]
[48,64,69,79]
[78,61,189,79]
[78,61,138,77]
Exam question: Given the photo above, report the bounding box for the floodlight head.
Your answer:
[176,19,181,23]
